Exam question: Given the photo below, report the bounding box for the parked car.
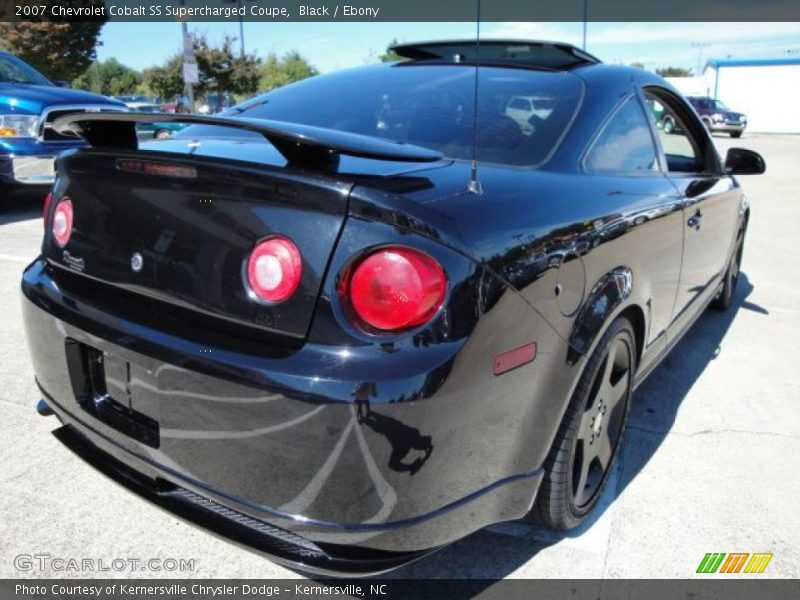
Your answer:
[674,96,746,138]
[197,93,235,115]
[124,102,189,140]
[24,40,764,575]
[0,52,126,199]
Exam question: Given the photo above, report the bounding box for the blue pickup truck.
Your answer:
[1,51,125,199]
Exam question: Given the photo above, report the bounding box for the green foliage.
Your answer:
[259,51,319,92]
[143,34,263,104]
[195,35,261,101]
[72,58,141,96]
[378,39,403,63]
[656,66,694,77]
[0,4,106,81]
[142,56,184,102]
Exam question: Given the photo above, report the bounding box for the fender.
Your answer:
[567,267,633,365]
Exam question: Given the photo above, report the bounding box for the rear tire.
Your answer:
[532,317,636,529]
[711,229,745,311]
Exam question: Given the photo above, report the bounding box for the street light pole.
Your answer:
[691,41,711,74]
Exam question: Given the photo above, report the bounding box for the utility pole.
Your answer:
[92,41,104,93]
[582,0,588,50]
[180,0,196,113]
[691,42,711,75]
[238,0,245,56]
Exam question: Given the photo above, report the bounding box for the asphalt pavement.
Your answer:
[0,134,797,580]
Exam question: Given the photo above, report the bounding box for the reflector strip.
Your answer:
[493,342,537,376]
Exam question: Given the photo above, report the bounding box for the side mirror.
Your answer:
[725,148,765,175]
[54,80,71,88]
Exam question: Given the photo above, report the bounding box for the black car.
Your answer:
[22,40,764,575]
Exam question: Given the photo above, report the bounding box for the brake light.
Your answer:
[346,247,446,331]
[42,192,52,220]
[245,236,303,303]
[52,197,73,247]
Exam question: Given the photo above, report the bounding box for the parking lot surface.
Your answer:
[1,134,798,579]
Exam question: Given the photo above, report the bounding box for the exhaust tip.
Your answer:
[36,398,54,417]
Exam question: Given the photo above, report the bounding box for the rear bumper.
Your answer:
[22,258,551,573]
[44,409,437,576]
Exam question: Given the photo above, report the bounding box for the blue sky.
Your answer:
[99,21,800,74]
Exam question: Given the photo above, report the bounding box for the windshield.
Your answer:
[0,53,53,86]
[712,99,729,110]
[176,64,584,167]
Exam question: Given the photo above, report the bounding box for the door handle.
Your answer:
[687,210,703,230]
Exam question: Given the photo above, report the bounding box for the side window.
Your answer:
[585,96,658,173]
[644,91,703,173]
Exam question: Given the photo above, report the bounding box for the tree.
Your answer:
[195,35,261,109]
[379,39,403,63]
[142,56,184,102]
[0,3,106,81]
[259,51,318,92]
[656,66,694,77]
[143,34,262,106]
[72,58,141,96]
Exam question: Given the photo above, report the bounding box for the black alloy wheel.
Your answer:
[532,317,636,529]
[712,229,745,311]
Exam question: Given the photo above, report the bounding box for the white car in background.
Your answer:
[504,94,556,134]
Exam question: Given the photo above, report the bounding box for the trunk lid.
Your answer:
[45,145,362,345]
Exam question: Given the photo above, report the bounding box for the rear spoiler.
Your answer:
[52,112,443,170]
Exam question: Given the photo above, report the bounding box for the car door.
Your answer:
[581,93,684,367]
[644,87,741,335]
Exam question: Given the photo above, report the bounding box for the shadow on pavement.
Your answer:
[387,273,764,581]
[0,188,46,226]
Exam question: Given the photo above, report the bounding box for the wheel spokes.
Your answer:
[594,427,613,471]
[571,335,632,509]
[574,445,592,505]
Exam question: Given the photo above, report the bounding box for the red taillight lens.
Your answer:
[51,197,73,247]
[42,192,53,220]
[347,247,446,331]
[245,236,303,303]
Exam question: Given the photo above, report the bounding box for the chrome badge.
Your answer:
[130,252,144,273]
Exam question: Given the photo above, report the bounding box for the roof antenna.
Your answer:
[467,0,483,195]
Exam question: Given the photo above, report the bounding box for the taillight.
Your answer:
[51,197,74,247]
[346,247,446,331]
[42,192,53,221]
[245,236,303,303]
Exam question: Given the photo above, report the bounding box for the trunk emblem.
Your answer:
[131,253,144,273]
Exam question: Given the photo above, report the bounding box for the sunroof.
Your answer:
[391,39,601,70]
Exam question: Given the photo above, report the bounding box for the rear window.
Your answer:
[177,64,584,167]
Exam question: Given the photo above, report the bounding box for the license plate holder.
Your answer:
[65,340,160,448]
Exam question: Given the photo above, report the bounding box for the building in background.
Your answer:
[663,58,800,134]
[701,58,800,133]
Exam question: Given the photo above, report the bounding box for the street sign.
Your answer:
[183,62,199,84]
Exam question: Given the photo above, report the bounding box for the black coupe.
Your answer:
[22,40,765,575]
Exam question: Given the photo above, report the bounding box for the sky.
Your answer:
[98,21,800,74]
